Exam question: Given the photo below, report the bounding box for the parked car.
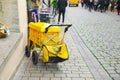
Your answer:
[68,0,79,6]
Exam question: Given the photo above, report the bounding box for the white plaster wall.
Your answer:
[18,0,28,50]
[0,0,28,79]
[0,0,19,32]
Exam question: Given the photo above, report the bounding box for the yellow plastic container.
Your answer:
[29,22,61,46]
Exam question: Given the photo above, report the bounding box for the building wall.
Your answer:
[0,0,28,47]
[0,0,19,32]
[0,0,28,79]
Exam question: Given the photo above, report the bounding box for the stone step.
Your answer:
[0,32,25,80]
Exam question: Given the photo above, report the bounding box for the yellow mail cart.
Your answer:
[25,22,72,65]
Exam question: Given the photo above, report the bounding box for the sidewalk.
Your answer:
[66,5,120,80]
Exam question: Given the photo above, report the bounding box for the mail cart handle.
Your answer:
[45,24,72,33]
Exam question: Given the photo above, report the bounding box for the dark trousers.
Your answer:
[117,9,120,15]
[58,9,65,23]
[52,8,57,16]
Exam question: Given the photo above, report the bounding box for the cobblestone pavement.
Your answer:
[12,5,120,80]
[66,6,120,80]
[12,28,95,80]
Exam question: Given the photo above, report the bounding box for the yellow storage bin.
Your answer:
[28,22,61,46]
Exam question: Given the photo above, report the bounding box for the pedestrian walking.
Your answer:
[52,0,58,17]
[116,0,120,15]
[104,0,110,11]
[57,0,68,24]
[84,0,88,8]
[93,0,98,11]
[31,6,39,22]
[99,0,105,13]
[85,0,94,12]
[81,0,85,7]
[88,0,93,12]
[110,0,116,12]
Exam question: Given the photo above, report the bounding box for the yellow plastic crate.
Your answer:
[28,22,61,46]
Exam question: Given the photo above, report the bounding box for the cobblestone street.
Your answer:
[66,6,120,80]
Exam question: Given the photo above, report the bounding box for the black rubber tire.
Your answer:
[76,4,78,7]
[69,4,71,7]
[25,45,30,57]
[32,51,38,65]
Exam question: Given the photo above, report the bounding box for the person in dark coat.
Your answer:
[87,0,93,12]
[57,0,68,24]
[93,0,98,11]
[104,0,110,11]
[81,0,85,7]
[110,0,116,12]
[116,0,120,15]
[99,0,105,13]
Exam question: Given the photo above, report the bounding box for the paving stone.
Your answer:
[29,77,39,80]
[22,77,29,80]
[43,73,54,77]
[12,76,22,80]
[54,74,66,78]
[113,77,120,80]
[61,78,71,80]
[110,74,120,78]
[116,69,120,73]
[67,73,80,78]
[80,73,93,78]
[72,78,85,80]
[107,70,117,74]
[40,77,50,80]
[52,78,62,80]
[31,73,43,77]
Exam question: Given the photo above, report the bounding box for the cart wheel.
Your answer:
[25,45,30,57]
[32,51,38,65]
[76,4,78,7]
